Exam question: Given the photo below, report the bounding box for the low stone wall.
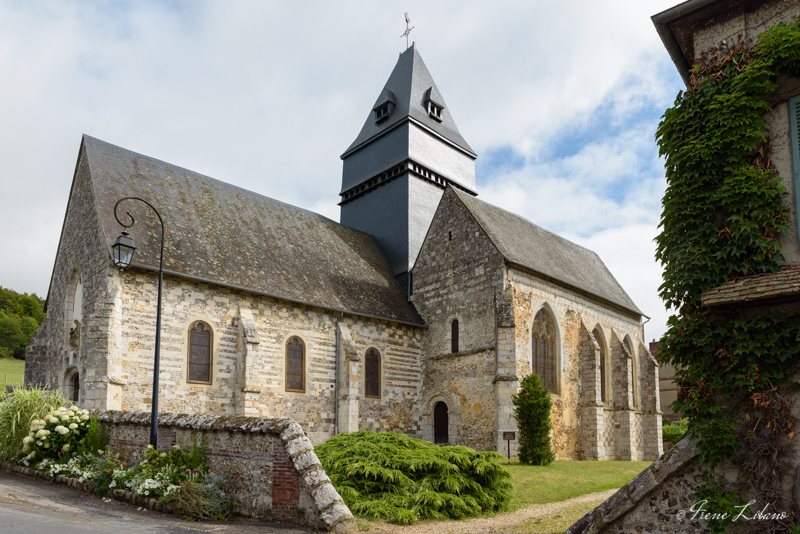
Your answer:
[96,411,356,533]
[565,438,706,533]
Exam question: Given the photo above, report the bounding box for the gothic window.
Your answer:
[434,401,449,443]
[285,336,305,393]
[625,336,640,409]
[532,308,557,393]
[187,321,212,384]
[593,327,608,403]
[365,348,381,399]
[451,319,459,353]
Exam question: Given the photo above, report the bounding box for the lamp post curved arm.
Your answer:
[113,196,165,448]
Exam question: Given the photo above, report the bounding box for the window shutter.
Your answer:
[789,95,800,248]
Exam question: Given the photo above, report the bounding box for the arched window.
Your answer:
[532,309,557,393]
[285,336,305,393]
[434,401,449,444]
[64,368,79,403]
[593,327,608,403]
[187,321,212,384]
[624,336,639,409]
[365,348,381,398]
[451,319,459,353]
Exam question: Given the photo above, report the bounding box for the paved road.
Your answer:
[0,468,318,534]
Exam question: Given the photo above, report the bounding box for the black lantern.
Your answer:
[112,231,136,268]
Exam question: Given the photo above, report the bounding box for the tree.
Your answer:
[512,373,555,465]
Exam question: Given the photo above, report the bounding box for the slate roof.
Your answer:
[701,266,800,306]
[452,189,644,316]
[82,135,423,326]
[342,44,476,158]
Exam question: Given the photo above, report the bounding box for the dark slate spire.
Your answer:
[342,43,475,161]
[339,44,478,285]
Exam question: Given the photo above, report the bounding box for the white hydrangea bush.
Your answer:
[22,406,90,462]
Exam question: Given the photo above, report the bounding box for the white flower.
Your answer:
[60,415,70,421]
[80,415,90,421]
[69,423,78,430]
[35,429,48,438]
[66,411,75,417]
[49,417,59,424]
[22,436,33,445]
[62,444,70,452]
[36,441,42,447]
[54,425,66,433]
[58,407,67,412]
[57,427,69,435]
[43,443,49,449]
[69,406,78,411]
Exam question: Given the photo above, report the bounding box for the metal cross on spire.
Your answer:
[401,12,414,49]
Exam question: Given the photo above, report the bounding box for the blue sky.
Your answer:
[0,0,686,341]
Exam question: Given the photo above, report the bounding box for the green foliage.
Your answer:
[23,406,95,461]
[75,416,109,457]
[512,374,555,466]
[656,16,800,524]
[315,431,512,525]
[0,387,68,462]
[171,473,232,521]
[661,419,688,444]
[0,287,45,359]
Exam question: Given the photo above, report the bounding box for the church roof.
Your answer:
[452,189,644,316]
[342,44,476,158]
[82,135,423,326]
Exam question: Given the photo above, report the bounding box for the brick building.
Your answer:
[25,44,661,460]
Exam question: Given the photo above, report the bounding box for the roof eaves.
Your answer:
[506,260,644,318]
[652,0,720,87]
[127,262,427,328]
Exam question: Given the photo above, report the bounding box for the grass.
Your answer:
[506,459,651,511]
[511,499,606,534]
[0,358,25,386]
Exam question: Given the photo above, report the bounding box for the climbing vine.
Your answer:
[656,17,800,533]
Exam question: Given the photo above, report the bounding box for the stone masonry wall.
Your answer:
[106,270,424,445]
[507,267,659,460]
[25,144,119,410]
[96,411,357,533]
[411,187,506,452]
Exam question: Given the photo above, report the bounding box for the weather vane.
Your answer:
[401,12,414,49]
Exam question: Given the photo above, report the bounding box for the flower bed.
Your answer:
[17,404,232,520]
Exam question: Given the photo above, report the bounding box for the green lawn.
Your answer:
[0,359,25,386]
[507,459,651,510]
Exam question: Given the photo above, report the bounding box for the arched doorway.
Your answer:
[434,401,449,444]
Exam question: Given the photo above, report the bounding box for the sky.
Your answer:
[0,0,686,342]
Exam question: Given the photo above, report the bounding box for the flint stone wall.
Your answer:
[565,438,706,534]
[96,411,357,533]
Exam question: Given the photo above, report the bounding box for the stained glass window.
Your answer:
[188,322,212,384]
[532,309,556,393]
[286,337,305,393]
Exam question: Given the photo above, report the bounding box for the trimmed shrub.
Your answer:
[662,419,688,444]
[513,374,555,465]
[315,431,512,525]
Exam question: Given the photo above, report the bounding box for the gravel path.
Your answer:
[362,489,616,534]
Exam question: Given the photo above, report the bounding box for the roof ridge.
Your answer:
[450,187,599,257]
[82,134,342,226]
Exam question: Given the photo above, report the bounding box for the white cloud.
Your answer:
[0,0,684,339]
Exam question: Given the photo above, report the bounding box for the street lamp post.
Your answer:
[111,197,164,448]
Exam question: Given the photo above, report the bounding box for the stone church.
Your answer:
[26,44,662,461]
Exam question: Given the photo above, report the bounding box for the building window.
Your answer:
[625,336,639,409]
[532,308,557,393]
[427,100,443,122]
[451,319,459,353]
[188,321,212,384]
[434,401,449,443]
[593,327,607,403]
[286,336,305,393]
[64,368,79,403]
[365,348,381,398]
[374,102,392,123]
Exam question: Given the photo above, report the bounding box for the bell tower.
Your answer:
[339,44,478,294]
